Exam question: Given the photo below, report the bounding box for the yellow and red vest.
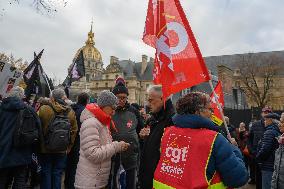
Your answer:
[153,126,228,189]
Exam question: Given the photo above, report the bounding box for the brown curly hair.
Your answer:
[176,92,210,115]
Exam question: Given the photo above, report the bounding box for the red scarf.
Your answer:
[86,103,117,132]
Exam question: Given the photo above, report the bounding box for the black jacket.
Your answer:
[0,97,40,168]
[139,100,175,189]
[70,103,86,153]
[257,123,281,171]
[111,103,144,170]
[248,119,265,156]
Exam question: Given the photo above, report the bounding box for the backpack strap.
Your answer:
[47,104,59,115]
[47,103,71,117]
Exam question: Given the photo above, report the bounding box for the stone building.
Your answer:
[204,51,284,110]
[68,26,153,105]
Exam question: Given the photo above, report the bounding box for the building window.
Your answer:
[105,83,108,87]
[106,75,109,80]
[146,84,149,89]
[86,74,90,82]
[235,81,241,87]
[96,83,99,88]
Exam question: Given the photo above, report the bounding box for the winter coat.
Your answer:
[75,104,123,189]
[38,99,78,154]
[271,144,284,189]
[256,123,281,171]
[248,119,265,156]
[0,97,41,168]
[70,103,86,154]
[111,103,143,170]
[172,114,249,188]
[139,99,175,189]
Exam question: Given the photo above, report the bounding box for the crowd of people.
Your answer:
[0,79,283,189]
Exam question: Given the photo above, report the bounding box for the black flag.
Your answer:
[67,50,85,86]
[23,49,54,98]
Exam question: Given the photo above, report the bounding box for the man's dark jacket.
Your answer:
[139,100,175,189]
[111,103,144,170]
[0,97,40,168]
[256,123,281,171]
[248,119,266,156]
[70,103,85,154]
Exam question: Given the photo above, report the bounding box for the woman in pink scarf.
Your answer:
[75,90,129,189]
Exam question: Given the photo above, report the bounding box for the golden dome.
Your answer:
[73,24,102,63]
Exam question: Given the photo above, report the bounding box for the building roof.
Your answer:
[116,59,154,80]
[205,50,284,76]
[114,50,284,82]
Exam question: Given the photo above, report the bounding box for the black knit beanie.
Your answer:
[112,77,129,95]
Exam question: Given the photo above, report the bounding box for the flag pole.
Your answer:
[208,79,232,139]
[85,76,87,91]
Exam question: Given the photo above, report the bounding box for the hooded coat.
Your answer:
[38,99,78,154]
[0,97,41,168]
[171,114,249,188]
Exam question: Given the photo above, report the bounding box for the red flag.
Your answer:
[143,0,210,99]
[210,81,225,126]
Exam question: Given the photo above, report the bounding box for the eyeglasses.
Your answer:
[117,96,127,100]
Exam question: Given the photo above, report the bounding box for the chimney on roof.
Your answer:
[110,56,119,64]
[141,54,148,75]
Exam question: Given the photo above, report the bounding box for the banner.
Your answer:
[67,50,85,86]
[210,81,225,126]
[143,0,210,99]
[0,61,23,97]
[23,50,54,98]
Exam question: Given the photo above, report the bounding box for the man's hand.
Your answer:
[139,127,150,139]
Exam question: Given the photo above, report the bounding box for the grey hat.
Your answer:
[97,90,118,108]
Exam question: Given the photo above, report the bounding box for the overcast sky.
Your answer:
[1,0,284,82]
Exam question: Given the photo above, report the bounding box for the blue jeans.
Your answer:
[40,153,67,189]
[261,170,273,189]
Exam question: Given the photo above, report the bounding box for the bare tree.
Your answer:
[0,52,28,71]
[235,53,282,108]
[1,0,67,16]
[31,0,68,13]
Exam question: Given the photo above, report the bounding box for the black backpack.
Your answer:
[13,107,40,148]
[45,105,71,151]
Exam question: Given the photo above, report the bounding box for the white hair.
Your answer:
[147,85,163,97]
[51,88,66,100]
[8,86,25,99]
